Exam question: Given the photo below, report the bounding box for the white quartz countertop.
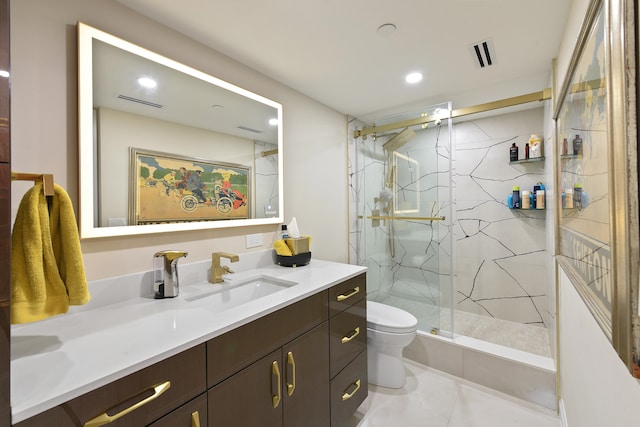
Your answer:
[10,254,366,423]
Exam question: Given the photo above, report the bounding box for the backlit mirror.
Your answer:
[78,22,283,238]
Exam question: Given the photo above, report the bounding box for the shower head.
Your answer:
[382,127,416,152]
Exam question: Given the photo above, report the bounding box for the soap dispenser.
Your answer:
[153,250,188,299]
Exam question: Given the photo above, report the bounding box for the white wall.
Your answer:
[10,0,348,281]
[555,0,640,424]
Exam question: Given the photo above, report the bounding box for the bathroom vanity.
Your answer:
[11,256,367,426]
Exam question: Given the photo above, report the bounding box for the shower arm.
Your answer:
[353,88,551,139]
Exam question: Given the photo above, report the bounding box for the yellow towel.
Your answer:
[11,182,90,324]
[273,239,293,256]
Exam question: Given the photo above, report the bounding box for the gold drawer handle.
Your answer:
[337,287,360,301]
[191,411,201,427]
[286,351,296,396]
[341,327,360,344]
[272,361,282,408]
[342,379,361,401]
[84,381,171,427]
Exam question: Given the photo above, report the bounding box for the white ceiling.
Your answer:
[117,0,572,121]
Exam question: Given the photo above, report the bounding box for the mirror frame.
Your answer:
[77,22,284,238]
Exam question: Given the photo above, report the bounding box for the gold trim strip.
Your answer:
[354,89,551,138]
[361,215,446,221]
[261,149,278,157]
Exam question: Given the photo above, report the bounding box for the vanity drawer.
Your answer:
[148,393,207,427]
[330,350,368,427]
[14,344,206,427]
[207,291,328,387]
[330,298,367,378]
[328,273,366,317]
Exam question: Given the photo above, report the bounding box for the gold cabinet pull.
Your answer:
[341,379,361,401]
[271,361,282,408]
[286,351,296,396]
[190,411,201,427]
[84,381,171,427]
[341,327,360,344]
[337,287,360,301]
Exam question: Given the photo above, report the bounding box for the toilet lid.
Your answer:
[367,301,418,333]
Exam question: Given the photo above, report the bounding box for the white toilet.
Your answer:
[367,300,418,388]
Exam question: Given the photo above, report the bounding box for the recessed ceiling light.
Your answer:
[0,70,9,78]
[405,72,423,84]
[137,77,157,89]
[268,118,279,126]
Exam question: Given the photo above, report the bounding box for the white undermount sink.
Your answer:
[183,274,297,310]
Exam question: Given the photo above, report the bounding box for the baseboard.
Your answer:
[559,398,568,427]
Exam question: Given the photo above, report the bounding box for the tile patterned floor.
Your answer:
[348,360,561,427]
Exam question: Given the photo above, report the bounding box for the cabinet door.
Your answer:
[208,349,283,427]
[282,322,329,427]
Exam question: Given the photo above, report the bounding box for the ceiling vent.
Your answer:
[470,38,496,68]
[237,125,262,133]
[117,94,163,109]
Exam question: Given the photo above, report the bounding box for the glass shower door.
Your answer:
[360,103,453,335]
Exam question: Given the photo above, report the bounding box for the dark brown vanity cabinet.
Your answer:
[13,273,368,427]
[328,274,368,427]
[206,291,330,427]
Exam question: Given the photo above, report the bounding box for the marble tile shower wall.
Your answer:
[454,108,548,327]
[349,107,549,331]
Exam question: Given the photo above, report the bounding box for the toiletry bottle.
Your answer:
[562,138,568,156]
[512,186,521,209]
[280,224,289,239]
[536,190,545,209]
[525,143,530,159]
[510,143,518,162]
[532,183,541,209]
[522,190,531,209]
[564,187,574,208]
[572,134,583,156]
[574,183,583,210]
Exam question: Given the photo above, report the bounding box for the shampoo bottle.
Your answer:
[573,134,583,156]
[510,143,518,162]
[512,186,521,209]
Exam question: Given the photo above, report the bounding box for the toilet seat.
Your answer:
[367,301,418,334]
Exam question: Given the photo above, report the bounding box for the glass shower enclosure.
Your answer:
[352,102,454,336]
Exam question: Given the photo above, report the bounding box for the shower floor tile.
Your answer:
[348,359,560,427]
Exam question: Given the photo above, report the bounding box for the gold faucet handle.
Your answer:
[223,266,234,274]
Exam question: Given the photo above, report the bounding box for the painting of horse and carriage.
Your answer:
[130,148,250,224]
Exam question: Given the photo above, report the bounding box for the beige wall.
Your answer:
[10,0,348,280]
[555,0,640,425]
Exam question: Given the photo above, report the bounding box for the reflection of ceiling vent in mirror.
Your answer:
[237,125,262,133]
[470,38,496,68]
[117,94,163,108]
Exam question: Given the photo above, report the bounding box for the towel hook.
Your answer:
[11,171,55,196]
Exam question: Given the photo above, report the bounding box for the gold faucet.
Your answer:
[210,252,240,283]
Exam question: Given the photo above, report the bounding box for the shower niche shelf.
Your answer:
[509,156,545,165]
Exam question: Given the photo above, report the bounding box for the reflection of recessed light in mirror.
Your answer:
[405,72,423,84]
[268,118,279,126]
[137,77,157,88]
[0,70,9,78]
